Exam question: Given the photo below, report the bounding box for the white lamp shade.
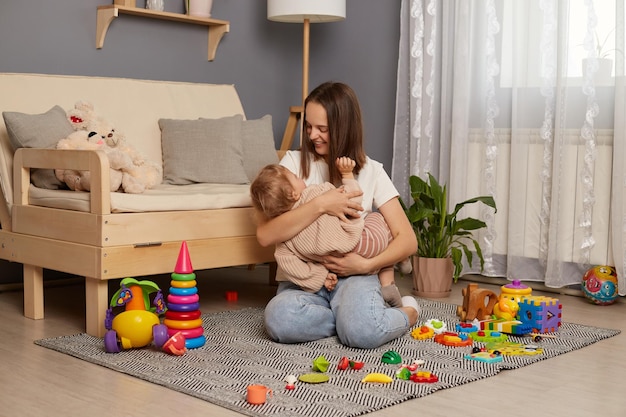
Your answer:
[267,0,346,23]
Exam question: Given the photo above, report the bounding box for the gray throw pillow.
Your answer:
[2,105,73,189]
[241,115,279,182]
[159,115,249,185]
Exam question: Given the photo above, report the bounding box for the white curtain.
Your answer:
[392,0,626,295]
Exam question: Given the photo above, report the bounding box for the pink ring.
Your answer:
[167,294,200,304]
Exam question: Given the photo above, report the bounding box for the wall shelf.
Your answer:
[96,5,230,61]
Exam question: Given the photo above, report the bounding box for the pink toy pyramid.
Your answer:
[163,241,206,349]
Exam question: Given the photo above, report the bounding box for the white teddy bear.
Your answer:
[55,130,125,192]
[56,101,162,193]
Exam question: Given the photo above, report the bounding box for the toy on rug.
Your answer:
[103,277,169,353]
[284,374,298,390]
[56,100,162,193]
[163,241,206,349]
[517,295,562,333]
[492,297,520,321]
[456,283,498,321]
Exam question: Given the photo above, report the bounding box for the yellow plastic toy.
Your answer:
[103,277,168,353]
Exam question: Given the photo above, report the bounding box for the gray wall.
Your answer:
[0,0,401,168]
[0,0,401,282]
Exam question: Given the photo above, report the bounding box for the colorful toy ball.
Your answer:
[582,266,619,306]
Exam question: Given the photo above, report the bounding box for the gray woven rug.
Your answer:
[35,299,619,417]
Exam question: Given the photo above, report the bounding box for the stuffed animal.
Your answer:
[59,101,162,193]
[55,130,125,192]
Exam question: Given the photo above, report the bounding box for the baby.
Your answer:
[250,157,410,307]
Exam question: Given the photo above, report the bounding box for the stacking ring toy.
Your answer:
[169,287,198,296]
[170,280,197,288]
[185,335,206,349]
[165,310,202,320]
[168,326,204,339]
[167,302,200,312]
[163,318,203,330]
[167,294,200,304]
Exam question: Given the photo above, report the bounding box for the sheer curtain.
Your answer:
[392,0,626,295]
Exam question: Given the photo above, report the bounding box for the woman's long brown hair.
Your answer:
[300,82,366,186]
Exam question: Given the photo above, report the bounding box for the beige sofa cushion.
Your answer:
[29,182,253,213]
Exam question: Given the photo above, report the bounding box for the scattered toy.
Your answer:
[381,350,402,364]
[411,325,435,340]
[456,322,478,333]
[312,355,330,372]
[464,351,503,363]
[284,374,297,390]
[434,331,473,347]
[361,373,393,383]
[469,329,508,343]
[299,373,330,383]
[424,319,447,334]
[410,371,439,383]
[456,283,498,321]
[337,357,365,370]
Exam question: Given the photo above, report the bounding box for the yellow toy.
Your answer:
[361,373,393,383]
[103,277,168,353]
[411,325,435,340]
[492,297,519,321]
[500,279,532,303]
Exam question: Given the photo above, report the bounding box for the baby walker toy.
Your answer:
[103,277,168,353]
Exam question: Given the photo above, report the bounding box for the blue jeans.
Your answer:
[264,275,411,349]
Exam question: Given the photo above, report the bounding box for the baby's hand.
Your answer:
[336,157,356,175]
[324,272,338,291]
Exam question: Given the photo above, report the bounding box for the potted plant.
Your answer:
[581,29,622,83]
[401,173,497,298]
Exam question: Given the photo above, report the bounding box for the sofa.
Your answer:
[0,73,290,337]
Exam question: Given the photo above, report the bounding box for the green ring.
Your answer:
[171,272,196,281]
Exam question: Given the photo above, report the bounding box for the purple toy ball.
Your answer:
[582,266,619,306]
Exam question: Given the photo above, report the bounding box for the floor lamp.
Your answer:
[267,0,346,150]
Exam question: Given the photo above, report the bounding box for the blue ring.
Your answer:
[167,302,200,312]
[185,335,206,349]
[169,287,198,296]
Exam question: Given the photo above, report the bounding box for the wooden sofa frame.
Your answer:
[0,92,297,339]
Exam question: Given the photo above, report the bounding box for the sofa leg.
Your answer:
[23,264,44,319]
[85,277,108,337]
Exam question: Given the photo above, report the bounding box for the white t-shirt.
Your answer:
[279,150,399,215]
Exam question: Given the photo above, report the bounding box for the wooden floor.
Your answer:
[1,265,624,417]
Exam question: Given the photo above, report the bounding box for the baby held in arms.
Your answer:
[250,156,411,307]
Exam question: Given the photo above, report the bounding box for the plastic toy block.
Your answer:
[469,330,508,343]
[411,325,435,340]
[434,332,473,347]
[478,318,533,335]
[518,296,562,334]
[456,322,478,333]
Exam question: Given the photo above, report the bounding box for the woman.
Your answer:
[257,82,418,349]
